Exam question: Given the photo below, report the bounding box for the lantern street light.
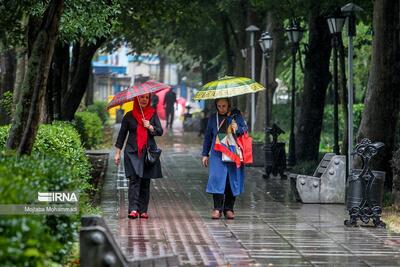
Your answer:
[286,21,304,166]
[259,32,273,178]
[246,25,260,132]
[327,13,346,155]
[341,3,364,179]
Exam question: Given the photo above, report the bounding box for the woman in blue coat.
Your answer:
[201,98,248,219]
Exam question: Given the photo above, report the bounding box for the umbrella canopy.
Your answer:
[193,76,265,100]
[106,80,170,110]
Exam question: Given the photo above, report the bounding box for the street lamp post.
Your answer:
[286,22,304,166]
[246,25,260,132]
[327,14,346,155]
[259,32,273,178]
[341,3,363,178]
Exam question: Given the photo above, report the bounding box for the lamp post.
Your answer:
[286,22,303,166]
[327,14,346,155]
[341,3,363,178]
[259,32,273,178]
[246,25,260,132]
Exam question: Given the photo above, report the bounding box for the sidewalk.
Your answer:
[100,121,400,266]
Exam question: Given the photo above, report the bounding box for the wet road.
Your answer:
[100,123,400,266]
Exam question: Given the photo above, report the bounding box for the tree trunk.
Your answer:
[221,12,235,76]
[52,41,69,120]
[357,0,400,189]
[254,12,284,132]
[0,49,16,125]
[295,8,332,161]
[85,65,94,106]
[44,62,54,123]
[61,38,106,121]
[201,60,219,86]
[234,0,249,113]
[69,42,80,86]
[12,51,28,110]
[6,0,64,154]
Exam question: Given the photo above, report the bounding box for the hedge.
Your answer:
[0,122,93,265]
[74,111,104,149]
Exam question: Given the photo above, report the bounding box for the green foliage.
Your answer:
[267,103,366,152]
[33,122,92,188]
[383,191,394,207]
[291,160,318,176]
[0,125,10,146]
[352,22,373,103]
[0,91,13,117]
[0,122,94,265]
[249,132,265,143]
[321,103,364,150]
[0,152,88,265]
[87,101,110,125]
[74,111,104,149]
[60,0,120,43]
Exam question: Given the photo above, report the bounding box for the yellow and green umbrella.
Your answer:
[193,76,265,100]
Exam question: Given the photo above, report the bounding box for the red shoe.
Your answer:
[140,212,149,219]
[128,210,139,219]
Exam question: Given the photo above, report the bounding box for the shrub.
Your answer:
[0,122,92,188]
[0,91,13,117]
[74,111,104,149]
[0,125,10,147]
[87,101,109,125]
[0,123,93,265]
[0,153,83,265]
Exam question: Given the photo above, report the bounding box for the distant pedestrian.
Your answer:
[114,93,163,219]
[151,94,159,110]
[201,98,248,219]
[198,104,210,137]
[164,88,177,128]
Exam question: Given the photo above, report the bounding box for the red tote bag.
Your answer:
[236,133,253,164]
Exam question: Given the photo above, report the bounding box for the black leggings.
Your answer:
[213,177,236,212]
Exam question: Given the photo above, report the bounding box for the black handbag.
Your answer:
[144,146,162,166]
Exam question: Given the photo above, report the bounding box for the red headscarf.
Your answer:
[132,94,155,157]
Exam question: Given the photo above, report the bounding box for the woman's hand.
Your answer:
[114,149,121,165]
[231,121,238,132]
[143,119,155,132]
[202,156,209,167]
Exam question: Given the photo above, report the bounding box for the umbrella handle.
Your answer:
[136,96,145,119]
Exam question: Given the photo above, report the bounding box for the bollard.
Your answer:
[344,138,386,227]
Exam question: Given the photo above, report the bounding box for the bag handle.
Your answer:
[216,113,226,131]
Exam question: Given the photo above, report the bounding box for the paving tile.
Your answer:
[99,125,400,266]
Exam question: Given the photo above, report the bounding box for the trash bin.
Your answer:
[116,109,124,123]
[264,123,286,179]
[346,169,385,211]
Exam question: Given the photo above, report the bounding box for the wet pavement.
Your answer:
[100,121,400,266]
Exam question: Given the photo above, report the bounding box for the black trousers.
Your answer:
[213,177,236,212]
[165,108,174,128]
[128,175,151,213]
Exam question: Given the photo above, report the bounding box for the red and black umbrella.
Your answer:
[106,80,170,110]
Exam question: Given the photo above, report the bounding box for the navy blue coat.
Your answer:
[202,109,247,196]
